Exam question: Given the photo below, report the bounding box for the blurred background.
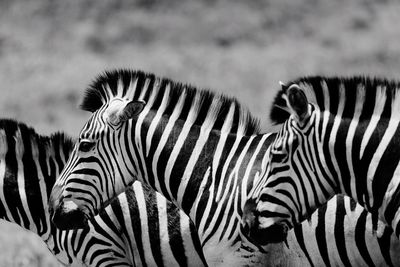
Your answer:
[0,0,400,265]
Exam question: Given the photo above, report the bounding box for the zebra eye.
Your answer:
[271,150,288,163]
[79,140,96,153]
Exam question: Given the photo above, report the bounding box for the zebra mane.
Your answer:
[80,69,261,135]
[0,119,74,158]
[270,76,400,124]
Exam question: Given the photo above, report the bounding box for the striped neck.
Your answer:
[0,120,73,237]
[314,104,400,235]
[128,112,274,244]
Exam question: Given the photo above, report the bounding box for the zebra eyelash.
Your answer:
[78,139,97,153]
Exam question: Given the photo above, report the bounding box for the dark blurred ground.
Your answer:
[0,0,400,266]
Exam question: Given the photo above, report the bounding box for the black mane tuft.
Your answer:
[79,69,261,135]
[269,75,400,124]
[0,118,75,152]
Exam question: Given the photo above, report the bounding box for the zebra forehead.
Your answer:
[270,75,400,124]
[103,98,125,120]
[79,69,261,135]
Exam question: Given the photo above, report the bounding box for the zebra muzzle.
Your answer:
[51,200,89,230]
[249,222,288,246]
[241,199,289,245]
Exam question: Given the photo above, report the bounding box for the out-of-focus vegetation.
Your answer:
[0,0,399,265]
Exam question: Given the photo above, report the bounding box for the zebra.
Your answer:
[242,76,400,248]
[0,118,206,266]
[49,69,400,266]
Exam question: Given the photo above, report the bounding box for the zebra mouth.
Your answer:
[242,198,289,245]
[245,222,289,246]
[51,201,90,230]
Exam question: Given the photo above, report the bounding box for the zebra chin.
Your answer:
[51,200,90,230]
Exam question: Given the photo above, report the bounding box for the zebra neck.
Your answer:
[318,111,400,234]
[132,119,223,215]
[131,118,272,240]
[0,131,71,238]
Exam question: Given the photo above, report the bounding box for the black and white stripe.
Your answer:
[246,76,400,245]
[0,119,206,266]
[50,70,400,266]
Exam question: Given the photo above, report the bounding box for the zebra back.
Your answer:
[270,76,400,124]
[81,69,261,136]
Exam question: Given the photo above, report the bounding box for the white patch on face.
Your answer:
[104,98,126,126]
[63,200,79,212]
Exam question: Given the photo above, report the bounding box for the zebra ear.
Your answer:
[286,84,309,123]
[279,81,289,92]
[119,100,146,123]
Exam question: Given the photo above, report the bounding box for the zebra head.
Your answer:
[243,83,338,245]
[49,94,145,229]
